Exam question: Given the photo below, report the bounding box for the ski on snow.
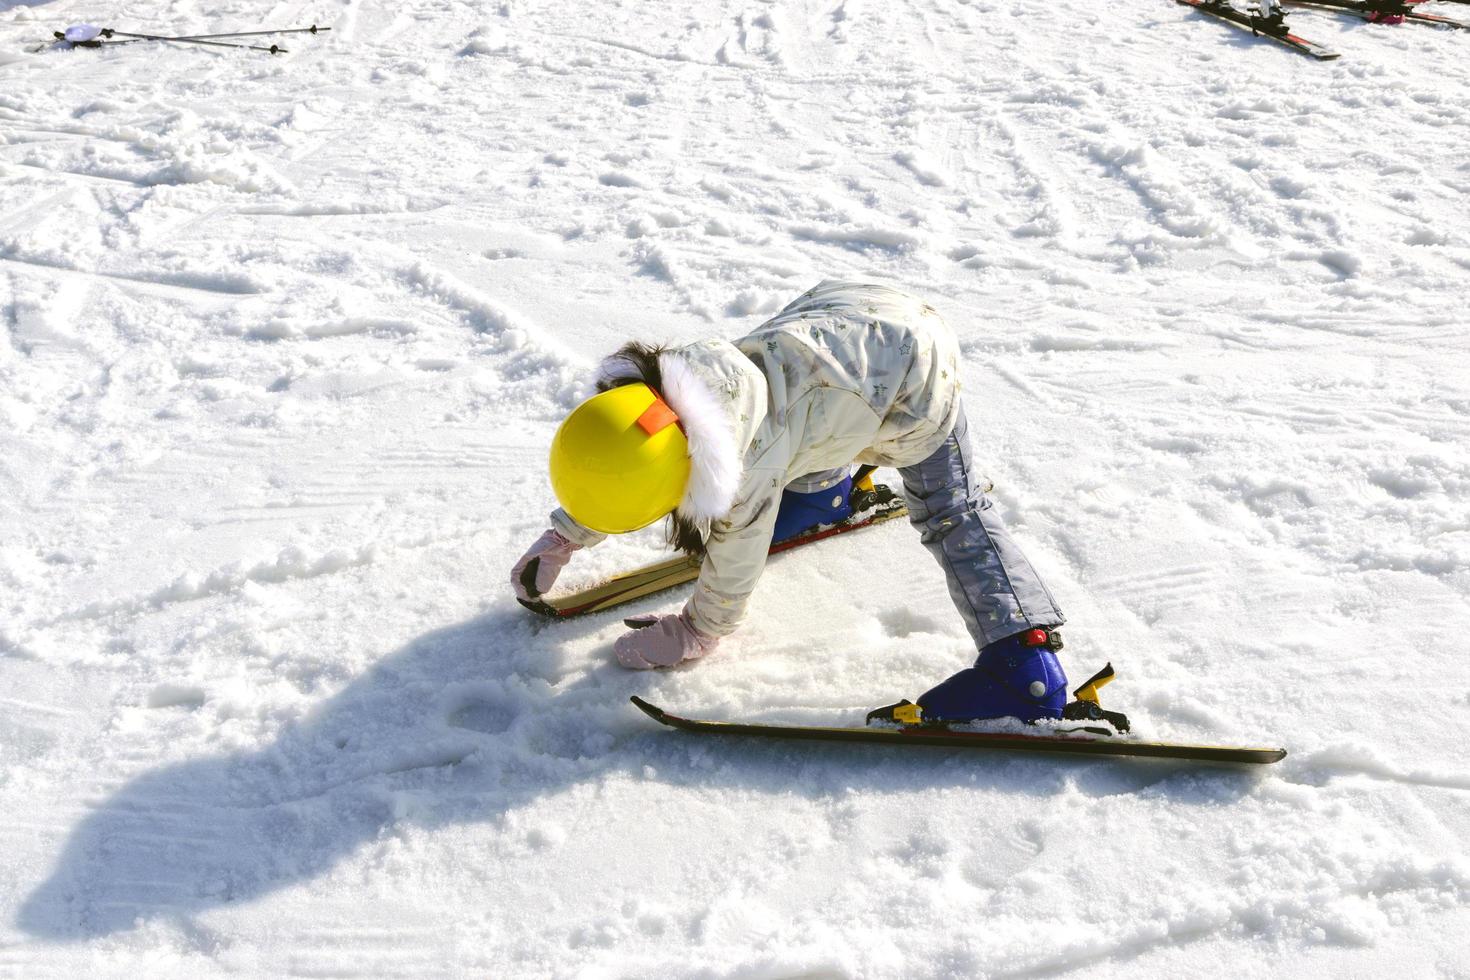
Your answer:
[631,697,1288,765]
[1174,0,1342,58]
[518,487,909,619]
[1284,0,1470,26]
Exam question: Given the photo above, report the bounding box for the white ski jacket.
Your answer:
[552,280,962,637]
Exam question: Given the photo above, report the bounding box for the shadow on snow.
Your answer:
[17,605,1261,940]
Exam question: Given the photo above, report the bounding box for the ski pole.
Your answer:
[105,25,330,42]
[55,24,326,53]
[107,33,289,54]
[57,27,287,53]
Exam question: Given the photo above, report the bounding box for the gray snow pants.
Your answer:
[897,407,1065,649]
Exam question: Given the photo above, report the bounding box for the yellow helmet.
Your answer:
[549,383,690,533]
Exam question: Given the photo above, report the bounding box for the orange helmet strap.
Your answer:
[635,397,680,436]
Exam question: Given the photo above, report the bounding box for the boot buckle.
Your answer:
[1022,627,1065,652]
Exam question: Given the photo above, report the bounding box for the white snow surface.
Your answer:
[3,0,1470,975]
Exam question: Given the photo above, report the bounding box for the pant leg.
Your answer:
[897,407,1065,650]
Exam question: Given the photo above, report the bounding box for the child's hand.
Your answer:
[511,529,579,602]
[614,610,719,669]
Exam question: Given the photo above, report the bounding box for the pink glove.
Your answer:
[614,611,720,669]
[511,529,580,604]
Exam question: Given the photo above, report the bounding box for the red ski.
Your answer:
[1284,0,1469,27]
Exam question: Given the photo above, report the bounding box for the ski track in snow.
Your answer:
[3,0,1470,976]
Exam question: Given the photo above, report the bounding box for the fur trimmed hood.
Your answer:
[596,345,753,527]
[655,353,744,525]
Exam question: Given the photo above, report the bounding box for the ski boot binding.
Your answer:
[868,629,1131,736]
[1060,663,1131,734]
[866,699,924,726]
[772,466,900,543]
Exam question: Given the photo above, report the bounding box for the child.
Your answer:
[511,280,1070,724]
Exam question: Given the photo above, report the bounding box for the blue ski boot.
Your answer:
[772,474,854,542]
[914,628,1069,723]
[868,638,1134,733]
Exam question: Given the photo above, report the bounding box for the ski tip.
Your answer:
[629,696,668,723]
[1202,745,1288,764]
[517,596,558,617]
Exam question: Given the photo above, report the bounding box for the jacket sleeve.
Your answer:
[549,507,607,549]
[682,458,786,637]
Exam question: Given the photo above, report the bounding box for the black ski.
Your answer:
[631,697,1288,765]
[1175,0,1343,58]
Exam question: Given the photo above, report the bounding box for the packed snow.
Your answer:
[3,0,1470,975]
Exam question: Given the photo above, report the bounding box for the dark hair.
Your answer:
[667,512,708,559]
[596,341,664,394]
[598,342,708,560]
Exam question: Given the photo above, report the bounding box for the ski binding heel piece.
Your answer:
[1060,662,1131,733]
[849,469,899,514]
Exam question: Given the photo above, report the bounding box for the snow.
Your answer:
[2,0,1470,975]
